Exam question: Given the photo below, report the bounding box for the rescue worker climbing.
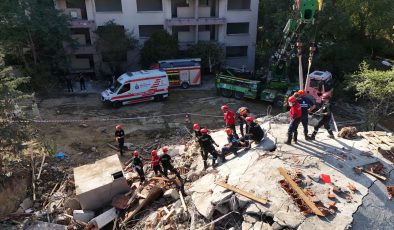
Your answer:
[296,90,315,140]
[245,116,264,143]
[199,128,219,169]
[236,107,250,137]
[159,147,182,181]
[115,124,125,156]
[151,150,163,176]
[310,92,334,140]
[221,105,237,136]
[286,96,302,145]
[132,150,145,183]
[221,128,249,162]
[193,123,204,158]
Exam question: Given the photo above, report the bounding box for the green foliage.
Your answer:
[0,0,72,92]
[187,42,224,73]
[347,62,394,130]
[0,67,32,172]
[95,20,138,75]
[140,30,179,68]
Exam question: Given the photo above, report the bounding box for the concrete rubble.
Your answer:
[3,112,393,230]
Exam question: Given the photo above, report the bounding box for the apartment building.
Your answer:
[55,0,259,75]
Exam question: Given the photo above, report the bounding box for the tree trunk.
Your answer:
[27,27,38,65]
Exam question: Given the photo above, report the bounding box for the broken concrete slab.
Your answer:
[88,207,118,229]
[73,210,95,223]
[163,189,180,200]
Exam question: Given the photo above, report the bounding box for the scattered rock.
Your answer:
[90,146,97,152]
[164,189,180,200]
[79,123,88,128]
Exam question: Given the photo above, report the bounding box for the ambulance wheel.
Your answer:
[273,96,284,108]
[181,82,190,89]
[154,95,164,101]
[234,91,244,100]
[221,89,233,98]
[112,101,122,108]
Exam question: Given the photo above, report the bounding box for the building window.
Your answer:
[137,0,163,11]
[227,23,249,35]
[227,0,250,10]
[226,46,248,58]
[95,0,122,12]
[139,25,164,38]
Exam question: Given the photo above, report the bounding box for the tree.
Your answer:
[187,42,224,73]
[347,62,394,130]
[0,0,72,91]
[95,20,137,76]
[140,30,178,68]
[0,67,31,174]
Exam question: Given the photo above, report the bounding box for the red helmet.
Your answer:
[322,92,331,99]
[221,105,229,111]
[201,128,208,134]
[162,146,169,153]
[245,116,254,122]
[298,90,305,96]
[116,124,122,130]
[151,150,157,156]
[225,128,233,135]
[288,96,297,103]
[133,150,139,157]
[193,123,200,131]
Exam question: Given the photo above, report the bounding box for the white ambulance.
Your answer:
[101,70,169,108]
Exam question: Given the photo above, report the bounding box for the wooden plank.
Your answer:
[360,133,382,149]
[278,167,325,216]
[215,181,267,204]
[163,207,170,214]
[163,208,175,221]
[36,153,46,180]
[179,191,187,212]
[371,132,394,150]
[151,177,170,181]
[107,143,119,151]
[362,168,387,181]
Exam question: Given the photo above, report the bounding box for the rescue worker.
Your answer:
[221,128,249,162]
[115,124,125,156]
[245,116,264,143]
[310,92,334,140]
[236,107,250,137]
[199,128,219,169]
[159,147,182,181]
[132,150,145,183]
[286,96,302,145]
[221,105,237,136]
[79,74,86,91]
[66,76,73,92]
[193,123,204,158]
[296,90,315,140]
[151,150,163,176]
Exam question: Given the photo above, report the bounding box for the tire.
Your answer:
[181,82,190,89]
[273,96,284,108]
[221,88,233,98]
[154,94,164,101]
[234,91,244,100]
[112,101,122,108]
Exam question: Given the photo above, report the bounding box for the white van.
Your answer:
[101,70,169,108]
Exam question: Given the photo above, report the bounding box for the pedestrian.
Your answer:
[66,76,73,92]
[245,116,264,143]
[79,74,86,91]
[221,105,237,136]
[221,128,249,162]
[159,147,182,181]
[199,128,219,169]
[132,150,145,183]
[286,96,302,145]
[150,150,163,176]
[236,107,250,137]
[310,92,334,140]
[193,123,204,159]
[296,90,315,140]
[115,124,125,156]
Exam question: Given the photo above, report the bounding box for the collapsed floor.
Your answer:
[1,112,394,230]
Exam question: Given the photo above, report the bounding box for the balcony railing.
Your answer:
[166,17,226,26]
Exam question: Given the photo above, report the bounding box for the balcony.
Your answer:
[166,17,226,26]
[63,8,95,28]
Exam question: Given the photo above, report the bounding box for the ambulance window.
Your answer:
[118,83,130,94]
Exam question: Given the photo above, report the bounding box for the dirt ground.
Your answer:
[35,87,280,168]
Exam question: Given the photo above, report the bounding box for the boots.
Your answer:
[293,132,298,144]
[285,133,292,145]
[310,131,317,140]
[328,130,335,138]
[305,134,312,140]
[212,159,217,168]
[203,161,208,170]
